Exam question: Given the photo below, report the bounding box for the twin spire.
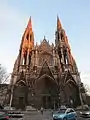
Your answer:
[22,15,64,55]
[26,15,63,32]
[21,16,70,66]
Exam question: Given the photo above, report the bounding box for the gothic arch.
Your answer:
[63,79,80,107]
[36,74,57,85]
[64,79,78,88]
[15,80,27,86]
[34,74,58,108]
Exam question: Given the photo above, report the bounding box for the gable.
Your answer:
[38,38,52,52]
[38,61,54,79]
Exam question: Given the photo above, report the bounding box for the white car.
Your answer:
[4,106,15,110]
[26,106,36,111]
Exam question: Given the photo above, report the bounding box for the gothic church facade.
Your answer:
[10,16,85,109]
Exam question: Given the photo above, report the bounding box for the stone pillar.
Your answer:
[20,50,24,65]
[35,48,38,66]
[59,42,65,72]
[60,43,64,64]
[31,50,35,66]
[26,49,29,65]
[55,51,58,66]
[66,48,71,65]
[53,48,56,66]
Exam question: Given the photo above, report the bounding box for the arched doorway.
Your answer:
[35,74,58,109]
[12,80,28,110]
[63,80,81,107]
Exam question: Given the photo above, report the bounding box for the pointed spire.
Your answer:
[57,15,62,30]
[27,16,32,30]
[21,16,34,55]
[44,36,46,40]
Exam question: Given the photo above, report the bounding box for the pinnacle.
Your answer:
[57,15,62,30]
[27,16,32,30]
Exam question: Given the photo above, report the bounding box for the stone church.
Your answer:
[10,16,85,109]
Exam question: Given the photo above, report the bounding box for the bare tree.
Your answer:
[0,64,7,84]
[84,84,90,95]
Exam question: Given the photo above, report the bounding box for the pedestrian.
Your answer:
[40,106,44,115]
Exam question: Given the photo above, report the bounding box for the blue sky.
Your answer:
[0,0,90,89]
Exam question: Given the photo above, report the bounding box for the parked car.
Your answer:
[80,111,90,118]
[53,108,77,120]
[4,106,15,111]
[26,106,37,111]
[0,109,9,120]
[8,112,24,118]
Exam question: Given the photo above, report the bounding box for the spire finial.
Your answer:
[57,15,62,30]
[44,36,46,40]
[27,16,32,30]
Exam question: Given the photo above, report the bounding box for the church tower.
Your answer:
[19,17,34,67]
[10,17,34,85]
[55,16,78,73]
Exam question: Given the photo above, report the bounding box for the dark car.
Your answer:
[0,109,9,120]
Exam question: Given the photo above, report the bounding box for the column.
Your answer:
[53,48,55,66]
[60,43,64,64]
[31,50,35,66]
[26,49,29,65]
[35,49,38,66]
[20,50,24,65]
[60,43,65,72]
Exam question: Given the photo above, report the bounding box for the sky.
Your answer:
[0,0,90,90]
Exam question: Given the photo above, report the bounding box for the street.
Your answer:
[13,110,90,120]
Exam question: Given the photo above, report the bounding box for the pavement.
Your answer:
[23,110,52,120]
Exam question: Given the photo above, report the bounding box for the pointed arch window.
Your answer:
[63,47,68,65]
[26,33,29,40]
[22,51,27,65]
[30,35,32,42]
[24,53,27,65]
[28,53,31,65]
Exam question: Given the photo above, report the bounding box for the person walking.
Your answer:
[40,106,44,115]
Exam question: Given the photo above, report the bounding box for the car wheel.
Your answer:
[63,118,67,120]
